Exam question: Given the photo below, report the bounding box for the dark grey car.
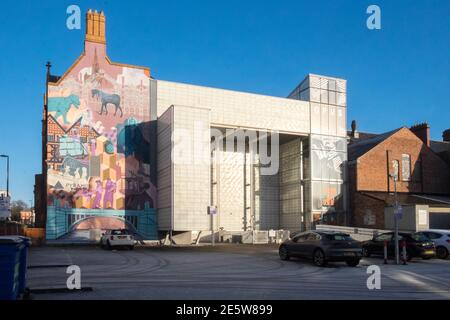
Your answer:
[279,231,363,267]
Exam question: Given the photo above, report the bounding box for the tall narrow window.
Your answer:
[392,160,399,180]
[402,154,411,181]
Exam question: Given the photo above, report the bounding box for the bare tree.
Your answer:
[10,200,28,222]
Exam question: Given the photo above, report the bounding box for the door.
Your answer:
[289,233,310,257]
[218,150,245,231]
[429,213,450,230]
[303,232,320,257]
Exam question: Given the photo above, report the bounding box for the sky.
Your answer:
[0,0,449,203]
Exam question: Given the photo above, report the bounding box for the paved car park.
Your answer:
[26,244,450,300]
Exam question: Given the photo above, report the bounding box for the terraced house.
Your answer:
[347,122,450,231]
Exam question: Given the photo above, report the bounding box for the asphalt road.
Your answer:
[26,244,450,300]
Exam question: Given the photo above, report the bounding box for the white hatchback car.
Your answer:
[416,230,450,259]
[100,229,135,250]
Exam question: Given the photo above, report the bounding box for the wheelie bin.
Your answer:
[0,236,30,300]
[18,236,31,295]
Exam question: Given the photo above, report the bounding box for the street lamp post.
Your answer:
[41,61,52,227]
[0,155,9,198]
[390,173,400,265]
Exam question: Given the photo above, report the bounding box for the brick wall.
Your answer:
[349,127,450,228]
[351,193,386,229]
[356,128,450,195]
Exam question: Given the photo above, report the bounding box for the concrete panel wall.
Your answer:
[172,105,211,231]
[217,150,245,231]
[212,148,280,232]
[254,155,280,230]
[157,80,310,134]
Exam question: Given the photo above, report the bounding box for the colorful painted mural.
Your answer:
[45,21,157,240]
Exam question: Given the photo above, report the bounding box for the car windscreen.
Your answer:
[411,233,429,242]
[111,230,129,235]
[325,234,353,241]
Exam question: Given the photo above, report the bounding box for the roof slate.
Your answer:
[348,128,403,161]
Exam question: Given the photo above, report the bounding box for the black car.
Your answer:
[279,231,363,267]
[362,232,436,261]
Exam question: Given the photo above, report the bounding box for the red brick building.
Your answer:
[348,123,450,229]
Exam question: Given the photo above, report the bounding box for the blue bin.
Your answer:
[0,236,27,300]
[18,237,31,295]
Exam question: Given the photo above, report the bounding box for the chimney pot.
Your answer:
[351,120,359,139]
[443,129,450,142]
[410,122,430,147]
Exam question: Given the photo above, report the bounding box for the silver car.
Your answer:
[415,230,450,259]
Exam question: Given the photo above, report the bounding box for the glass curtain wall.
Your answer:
[307,76,347,225]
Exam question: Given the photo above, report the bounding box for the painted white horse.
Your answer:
[78,67,92,84]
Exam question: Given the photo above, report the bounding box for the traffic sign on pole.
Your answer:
[208,206,217,246]
[394,204,403,220]
[0,195,11,220]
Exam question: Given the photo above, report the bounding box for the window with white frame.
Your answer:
[402,154,411,181]
[391,160,399,180]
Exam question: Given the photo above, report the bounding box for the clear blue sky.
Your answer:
[0,0,449,203]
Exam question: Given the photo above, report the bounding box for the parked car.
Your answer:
[100,229,135,250]
[415,230,450,259]
[279,231,363,267]
[362,232,435,261]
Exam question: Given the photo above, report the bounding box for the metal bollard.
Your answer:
[402,241,408,265]
[384,241,388,264]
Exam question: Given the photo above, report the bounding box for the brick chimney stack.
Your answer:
[86,10,106,44]
[443,129,450,142]
[410,123,430,147]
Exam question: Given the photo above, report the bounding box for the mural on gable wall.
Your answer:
[46,41,156,227]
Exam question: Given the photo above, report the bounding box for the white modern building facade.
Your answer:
[153,74,348,242]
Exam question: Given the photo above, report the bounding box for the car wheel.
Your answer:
[346,259,360,267]
[313,249,327,267]
[436,246,449,259]
[362,248,371,258]
[106,240,112,250]
[279,245,290,261]
[128,245,134,250]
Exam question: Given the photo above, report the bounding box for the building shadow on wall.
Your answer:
[122,120,158,240]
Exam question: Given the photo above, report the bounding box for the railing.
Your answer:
[0,221,25,236]
[315,224,390,241]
